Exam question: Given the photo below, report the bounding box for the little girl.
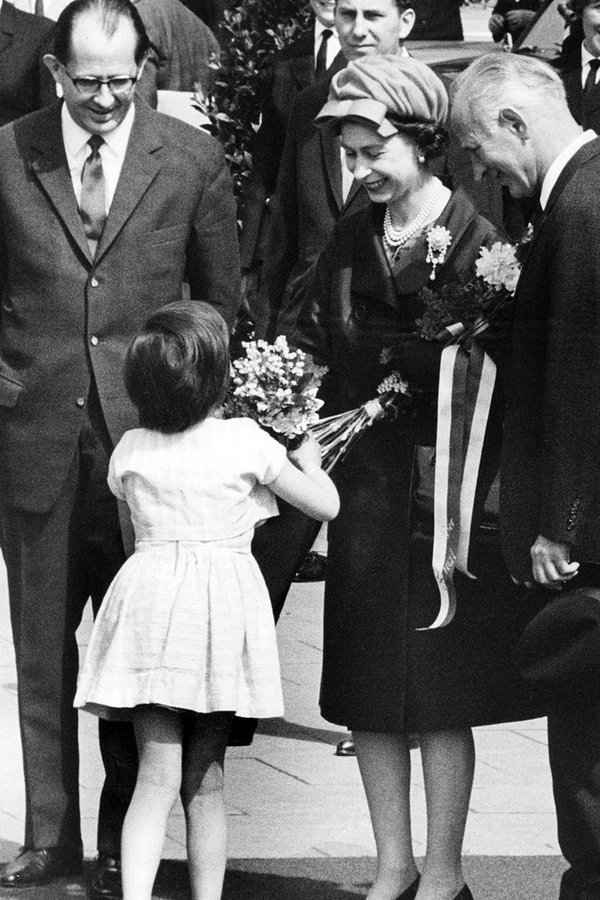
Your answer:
[74,301,339,900]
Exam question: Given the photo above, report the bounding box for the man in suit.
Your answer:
[255,0,416,341]
[239,0,345,301]
[0,1,55,125]
[0,0,239,894]
[453,52,600,900]
[556,0,600,133]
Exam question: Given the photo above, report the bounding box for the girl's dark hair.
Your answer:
[53,0,150,66]
[387,118,449,161]
[125,301,230,434]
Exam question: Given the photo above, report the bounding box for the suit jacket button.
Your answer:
[76,397,85,407]
[90,335,99,346]
[353,302,367,321]
[90,277,99,288]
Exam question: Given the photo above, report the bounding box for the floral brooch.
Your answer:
[426,226,452,281]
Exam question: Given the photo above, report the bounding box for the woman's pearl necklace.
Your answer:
[383,183,443,252]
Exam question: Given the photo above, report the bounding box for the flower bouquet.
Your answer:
[224,335,327,444]
[418,241,521,347]
[225,337,414,470]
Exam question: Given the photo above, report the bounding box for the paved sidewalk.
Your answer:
[1,550,565,897]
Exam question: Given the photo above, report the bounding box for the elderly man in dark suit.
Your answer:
[453,52,600,900]
[556,0,600,133]
[0,0,239,895]
[0,1,55,125]
[240,0,345,284]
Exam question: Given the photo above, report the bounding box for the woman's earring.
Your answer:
[418,154,426,164]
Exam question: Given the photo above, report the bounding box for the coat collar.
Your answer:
[27,99,164,264]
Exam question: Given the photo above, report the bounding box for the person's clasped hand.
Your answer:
[530,534,579,590]
[488,12,506,39]
[287,432,323,474]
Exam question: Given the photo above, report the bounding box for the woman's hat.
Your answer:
[315,54,449,136]
[516,585,600,708]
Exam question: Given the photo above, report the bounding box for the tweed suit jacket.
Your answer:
[239,30,346,270]
[501,138,600,581]
[256,74,367,339]
[0,2,55,127]
[0,99,240,514]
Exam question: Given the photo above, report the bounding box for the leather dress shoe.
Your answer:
[293,551,327,582]
[0,846,82,887]
[335,737,356,756]
[395,875,420,900]
[89,853,122,900]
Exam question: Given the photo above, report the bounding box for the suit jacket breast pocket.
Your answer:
[143,223,190,246]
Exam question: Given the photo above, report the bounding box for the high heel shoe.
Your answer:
[394,876,420,900]
[452,886,474,900]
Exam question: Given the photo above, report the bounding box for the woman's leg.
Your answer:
[416,728,475,900]
[180,711,234,900]
[121,706,183,900]
[352,730,420,900]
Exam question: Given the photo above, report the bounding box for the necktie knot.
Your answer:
[88,134,104,157]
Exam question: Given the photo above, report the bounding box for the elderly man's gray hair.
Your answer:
[451,53,567,140]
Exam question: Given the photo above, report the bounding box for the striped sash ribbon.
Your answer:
[421,342,497,630]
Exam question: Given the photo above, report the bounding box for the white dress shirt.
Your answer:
[314,19,341,73]
[61,102,135,213]
[9,0,70,19]
[540,129,596,210]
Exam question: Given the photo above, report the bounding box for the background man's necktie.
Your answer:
[315,29,332,80]
[585,58,600,97]
[80,135,106,257]
[34,0,44,16]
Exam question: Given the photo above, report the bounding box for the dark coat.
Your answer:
[0,2,55,127]
[501,138,600,581]
[295,190,545,732]
[256,75,367,340]
[0,99,240,515]
[556,48,600,134]
[239,29,345,271]
[409,0,464,41]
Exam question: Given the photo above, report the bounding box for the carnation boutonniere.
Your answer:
[426,226,452,281]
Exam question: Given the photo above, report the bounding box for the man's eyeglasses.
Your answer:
[63,68,139,96]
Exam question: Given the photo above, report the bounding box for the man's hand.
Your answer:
[530,535,579,588]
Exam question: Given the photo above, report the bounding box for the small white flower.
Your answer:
[475,242,520,294]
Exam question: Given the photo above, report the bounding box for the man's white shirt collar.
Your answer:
[540,129,596,210]
[61,101,135,210]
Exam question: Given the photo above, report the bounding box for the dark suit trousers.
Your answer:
[0,389,137,853]
[549,706,600,899]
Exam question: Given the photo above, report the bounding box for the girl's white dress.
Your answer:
[74,417,287,720]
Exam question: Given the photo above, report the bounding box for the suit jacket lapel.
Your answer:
[29,103,92,261]
[94,101,162,261]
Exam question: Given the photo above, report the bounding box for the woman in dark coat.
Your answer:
[295,55,545,900]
